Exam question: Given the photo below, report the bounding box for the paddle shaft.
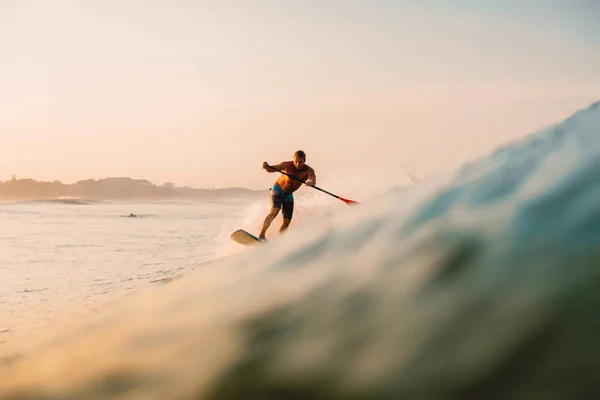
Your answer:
[265,164,355,203]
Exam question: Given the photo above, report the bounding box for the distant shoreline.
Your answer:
[0,177,265,202]
[0,196,264,203]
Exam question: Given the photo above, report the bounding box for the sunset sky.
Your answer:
[1,1,599,189]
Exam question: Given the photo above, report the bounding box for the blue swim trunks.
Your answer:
[270,184,294,220]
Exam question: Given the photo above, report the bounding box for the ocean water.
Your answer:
[0,191,364,352]
[0,198,257,348]
[1,101,600,399]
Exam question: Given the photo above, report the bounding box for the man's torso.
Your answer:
[274,162,311,194]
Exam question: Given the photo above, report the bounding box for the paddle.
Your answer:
[265,164,360,205]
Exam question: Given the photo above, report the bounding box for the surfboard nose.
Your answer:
[230,229,265,246]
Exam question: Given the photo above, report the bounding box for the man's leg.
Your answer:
[260,189,282,240]
[260,208,280,239]
[279,218,291,232]
[279,201,294,233]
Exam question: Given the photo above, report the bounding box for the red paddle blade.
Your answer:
[340,197,360,205]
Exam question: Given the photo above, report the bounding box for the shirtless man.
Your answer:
[259,150,316,240]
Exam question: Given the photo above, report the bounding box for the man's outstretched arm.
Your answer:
[263,161,288,173]
[305,167,316,186]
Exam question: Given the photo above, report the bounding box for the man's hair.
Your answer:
[294,150,306,159]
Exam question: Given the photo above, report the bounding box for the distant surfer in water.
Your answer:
[259,150,316,240]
